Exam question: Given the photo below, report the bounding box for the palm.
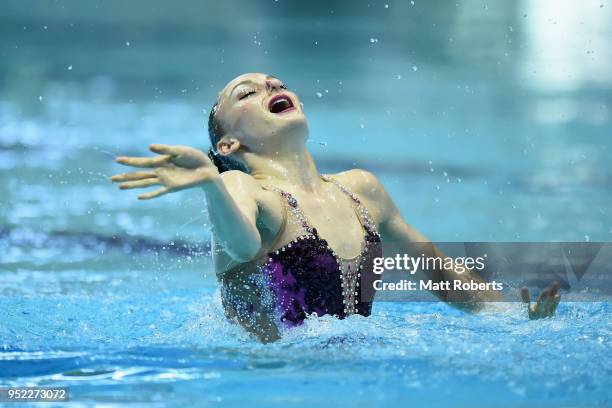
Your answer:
[156,165,215,190]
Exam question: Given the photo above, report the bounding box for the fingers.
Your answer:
[542,282,561,316]
[535,287,550,304]
[521,287,537,319]
[138,187,170,200]
[550,281,560,297]
[525,283,562,319]
[149,144,182,156]
[110,171,156,182]
[534,288,551,315]
[524,288,549,320]
[551,293,561,316]
[528,304,537,319]
[521,287,531,304]
[546,281,561,316]
[116,155,171,168]
[118,178,161,190]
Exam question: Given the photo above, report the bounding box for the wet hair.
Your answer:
[207,103,248,173]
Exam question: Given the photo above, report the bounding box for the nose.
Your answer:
[266,78,283,93]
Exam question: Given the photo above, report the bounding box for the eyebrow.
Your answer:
[230,76,280,94]
[230,80,258,95]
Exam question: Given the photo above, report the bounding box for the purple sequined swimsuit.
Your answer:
[221,175,382,331]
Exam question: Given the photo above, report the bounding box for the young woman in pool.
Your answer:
[111,73,560,342]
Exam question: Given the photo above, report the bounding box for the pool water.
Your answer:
[1,264,611,407]
[1,0,612,406]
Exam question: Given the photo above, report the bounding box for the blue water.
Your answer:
[2,0,612,406]
[2,265,611,407]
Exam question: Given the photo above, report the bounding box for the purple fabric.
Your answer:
[261,227,381,328]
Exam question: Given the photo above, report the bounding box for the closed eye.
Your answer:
[239,90,256,100]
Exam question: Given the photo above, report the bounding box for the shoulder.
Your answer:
[328,169,393,225]
[219,170,280,210]
[328,169,384,200]
[220,169,257,185]
[219,170,261,196]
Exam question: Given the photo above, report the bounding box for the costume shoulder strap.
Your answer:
[321,174,379,236]
[261,185,315,236]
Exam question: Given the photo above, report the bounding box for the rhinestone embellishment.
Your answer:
[264,176,381,318]
[321,174,381,316]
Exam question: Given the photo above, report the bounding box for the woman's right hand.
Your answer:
[521,281,561,319]
[111,144,219,200]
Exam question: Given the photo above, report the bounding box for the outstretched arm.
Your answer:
[111,144,262,262]
[350,170,559,317]
[377,193,503,311]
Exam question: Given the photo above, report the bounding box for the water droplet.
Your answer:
[67,65,73,70]
[38,95,43,101]
[316,92,323,98]
[370,38,378,43]
[384,3,389,8]
[412,65,418,71]
[126,41,131,46]
[360,123,365,129]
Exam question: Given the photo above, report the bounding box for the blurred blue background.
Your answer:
[1,1,611,407]
[1,0,611,244]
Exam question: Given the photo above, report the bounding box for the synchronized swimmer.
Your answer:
[111,73,561,342]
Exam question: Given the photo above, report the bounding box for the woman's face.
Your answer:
[215,73,308,155]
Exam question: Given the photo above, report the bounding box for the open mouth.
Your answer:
[268,93,296,114]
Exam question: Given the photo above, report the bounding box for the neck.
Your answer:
[246,147,322,191]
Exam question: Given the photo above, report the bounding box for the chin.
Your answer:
[261,117,308,150]
[274,113,308,139]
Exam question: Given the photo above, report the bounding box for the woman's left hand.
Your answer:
[520,281,561,319]
[110,144,219,200]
